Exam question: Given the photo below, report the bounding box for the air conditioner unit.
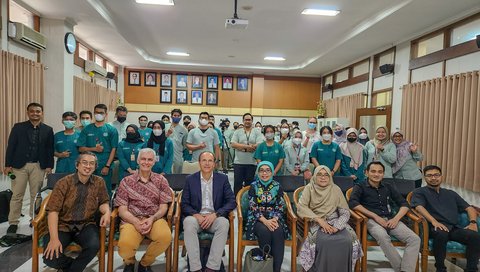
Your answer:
[85,60,108,77]
[8,21,47,50]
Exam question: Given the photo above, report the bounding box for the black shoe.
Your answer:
[138,263,152,272]
[6,225,17,235]
[123,263,134,272]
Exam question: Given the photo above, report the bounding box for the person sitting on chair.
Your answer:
[43,151,111,272]
[115,148,173,272]
[411,165,480,272]
[181,151,236,272]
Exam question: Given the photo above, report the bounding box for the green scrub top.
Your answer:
[139,127,152,142]
[310,141,342,172]
[150,138,174,174]
[116,140,146,179]
[254,141,286,170]
[54,131,80,173]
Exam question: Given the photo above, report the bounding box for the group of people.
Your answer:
[3,102,480,272]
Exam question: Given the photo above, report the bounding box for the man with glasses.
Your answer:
[43,152,110,272]
[411,165,480,272]
[230,113,264,195]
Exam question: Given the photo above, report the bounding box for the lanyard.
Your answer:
[293,145,302,163]
[244,129,251,144]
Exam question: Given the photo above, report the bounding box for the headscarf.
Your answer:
[292,130,303,147]
[358,127,370,145]
[147,120,167,156]
[124,124,143,144]
[371,125,391,146]
[296,165,349,219]
[391,129,412,174]
[333,124,347,144]
[339,128,364,170]
[255,161,274,186]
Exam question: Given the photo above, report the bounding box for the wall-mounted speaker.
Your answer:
[106,72,115,79]
[476,35,480,48]
[325,84,333,91]
[379,64,394,74]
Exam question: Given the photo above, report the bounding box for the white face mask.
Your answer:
[280,128,289,135]
[292,138,302,145]
[139,121,148,127]
[322,133,332,141]
[359,133,368,140]
[94,114,105,122]
[199,118,209,126]
[265,133,274,140]
[153,129,163,136]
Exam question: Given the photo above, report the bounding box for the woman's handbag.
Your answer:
[243,244,274,272]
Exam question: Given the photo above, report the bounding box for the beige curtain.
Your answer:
[401,71,480,192]
[324,93,365,124]
[74,76,120,113]
[0,50,44,170]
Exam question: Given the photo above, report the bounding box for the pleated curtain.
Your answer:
[324,93,366,125]
[74,76,120,114]
[401,71,480,192]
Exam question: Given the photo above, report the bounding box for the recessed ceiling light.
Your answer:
[166,51,189,56]
[135,0,174,6]
[264,56,285,61]
[301,9,340,16]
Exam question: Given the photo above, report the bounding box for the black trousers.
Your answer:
[43,224,100,272]
[254,221,285,272]
[233,164,256,196]
[430,226,480,272]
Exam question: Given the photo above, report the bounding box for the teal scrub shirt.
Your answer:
[310,141,342,172]
[150,138,174,174]
[139,127,152,142]
[254,141,286,173]
[54,131,80,173]
[116,140,146,180]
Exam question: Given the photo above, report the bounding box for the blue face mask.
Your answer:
[308,123,316,129]
[172,117,181,123]
[63,120,76,129]
[335,130,343,136]
[81,119,91,127]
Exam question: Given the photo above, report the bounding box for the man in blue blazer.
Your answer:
[181,151,236,272]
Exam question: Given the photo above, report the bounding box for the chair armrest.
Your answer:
[228,211,235,221]
[32,194,51,228]
[173,193,182,227]
[351,209,368,221]
[406,210,422,223]
[349,210,363,223]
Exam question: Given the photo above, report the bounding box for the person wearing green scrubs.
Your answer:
[116,124,145,180]
[76,110,92,132]
[166,109,188,174]
[54,111,80,173]
[77,103,118,195]
[310,126,342,175]
[254,125,285,176]
[138,115,152,142]
[183,123,195,162]
[186,112,221,163]
[147,120,174,175]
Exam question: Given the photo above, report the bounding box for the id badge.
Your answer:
[130,154,135,161]
[155,155,160,162]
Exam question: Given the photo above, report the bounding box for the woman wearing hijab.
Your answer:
[364,126,397,178]
[117,124,146,180]
[254,125,286,176]
[297,165,362,272]
[310,126,342,175]
[284,130,312,179]
[391,129,423,187]
[340,128,368,183]
[245,161,289,272]
[333,124,347,145]
[358,127,370,146]
[146,120,174,175]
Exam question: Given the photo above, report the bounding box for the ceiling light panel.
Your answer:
[301,9,340,16]
[135,0,174,6]
[167,51,190,56]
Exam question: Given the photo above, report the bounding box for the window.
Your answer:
[416,33,444,58]
[78,44,88,60]
[9,0,34,28]
[335,69,349,83]
[95,55,104,67]
[323,75,333,85]
[372,91,392,107]
[451,18,480,46]
[106,62,115,73]
[353,60,369,77]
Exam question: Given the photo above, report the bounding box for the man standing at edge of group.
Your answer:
[77,103,118,195]
[4,102,54,235]
[111,106,130,143]
[166,109,188,174]
[186,112,221,164]
[230,113,264,195]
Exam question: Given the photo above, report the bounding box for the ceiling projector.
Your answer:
[225,18,248,29]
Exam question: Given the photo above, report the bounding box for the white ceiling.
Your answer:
[20,0,480,76]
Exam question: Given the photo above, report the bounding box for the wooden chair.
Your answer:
[293,186,362,272]
[107,187,175,272]
[236,185,297,272]
[406,192,480,272]
[32,194,106,272]
[172,191,235,272]
[346,188,422,272]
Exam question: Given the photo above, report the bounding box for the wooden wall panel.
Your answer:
[262,78,321,109]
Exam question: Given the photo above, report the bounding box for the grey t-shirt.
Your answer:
[186,127,220,161]
[168,124,188,163]
[231,128,264,165]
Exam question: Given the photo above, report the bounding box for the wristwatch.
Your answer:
[470,220,477,224]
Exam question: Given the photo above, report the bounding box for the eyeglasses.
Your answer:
[316,174,330,178]
[258,169,272,174]
[425,173,441,178]
[80,160,96,167]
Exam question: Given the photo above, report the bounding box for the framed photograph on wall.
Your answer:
[206,75,218,89]
[176,90,188,104]
[237,77,248,91]
[176,74,188,88]
[144,72,157,87]
[128,71,141,86]
[191,90,203,105]
[160,89,172,103]
[222,76,233,90]
[192,75,203,89]
[160,73,172,87]
[206,91,218,105]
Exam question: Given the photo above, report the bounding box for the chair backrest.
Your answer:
[164,173,189,191]
[274,175,305,192]
[383,178,415,198]
[333,176,354,195]
[46,173,70,189]
[345,187,353,201]
[293,186,305,207]
[182,161,199,174]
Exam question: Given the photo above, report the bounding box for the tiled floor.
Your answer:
[0,174,478,272]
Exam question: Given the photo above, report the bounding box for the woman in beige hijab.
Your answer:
[297,165,362,271]
[364,126,397,178]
